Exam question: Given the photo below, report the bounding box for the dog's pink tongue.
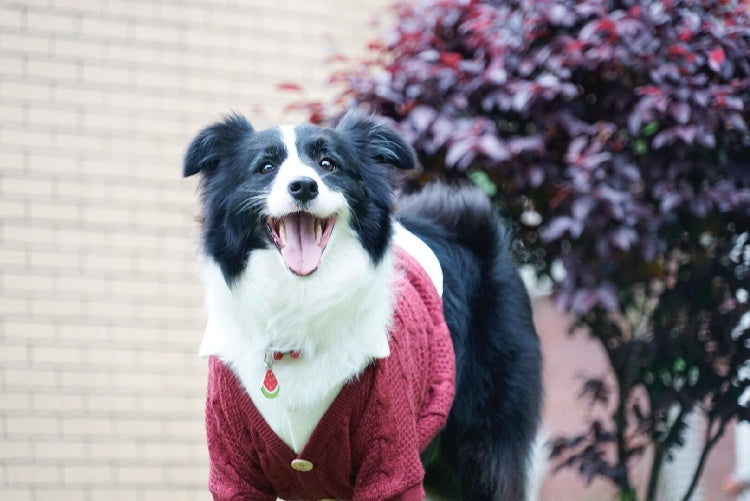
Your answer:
[280,213,322,276]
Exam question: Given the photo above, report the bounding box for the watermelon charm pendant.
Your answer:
[260,349,300,399]
[261,368,280,399]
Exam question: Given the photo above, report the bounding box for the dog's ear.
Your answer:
[336,111,416,170]
[183,114,253,177]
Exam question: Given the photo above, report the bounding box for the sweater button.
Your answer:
[290,458,314,472]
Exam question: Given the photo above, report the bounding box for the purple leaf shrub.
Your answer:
[289,0,750,498]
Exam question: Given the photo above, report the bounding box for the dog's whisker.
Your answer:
[235,194,269,215]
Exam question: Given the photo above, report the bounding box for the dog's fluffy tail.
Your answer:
[398,182,543,501]
[398,181,507,261]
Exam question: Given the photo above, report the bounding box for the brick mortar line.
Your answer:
[16,1,339,29]
[0,107,320,139]
[0,117,192,144]
[0,270,200,286]
[0,96,192,121]
[1,316,201,331]
[1,79,301,115]
[2,25,335,66]
[0,359,202,372]
[2,40,316,75]
[0,270,199,285]
[2,472,208,485]
[3,345,202,358]
[4,327,202,338]
[1,371,204,383]
[15,1,370,39]
[1,106,205,130]
[0,217,197,238]
[7,278,198,289]
[1,421,204,430]
[2,303,202,322]
[0,345,202,356]
[1,231,201,253]
[1,81,303,114]
[22,451,207,459]
[1,458,206,466]
[2,297,201,311]
[0,386,208,399]
[5,326,203,339]
[18,3,187,30]
[1,223,196,239]
[2,438,205,448]
[0,145,195,166]
[3,430,205,440]
[0,408,203,420]
[0,387,205,399]
[0,51,290,92]
[2,278,201,296]
[0,206,197,222]
[1,174,197,201]
[1,347,200,359]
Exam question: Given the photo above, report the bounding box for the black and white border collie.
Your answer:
[184,112,542,500]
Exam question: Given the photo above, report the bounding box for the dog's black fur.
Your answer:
[398,184,542,500]
[184,112,542,500]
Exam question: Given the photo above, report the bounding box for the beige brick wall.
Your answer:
[0,1,388,499]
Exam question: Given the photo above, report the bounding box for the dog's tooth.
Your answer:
[279,220,286,245]
[314,219,322,243]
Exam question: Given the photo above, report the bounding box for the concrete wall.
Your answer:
[0,1,387,499]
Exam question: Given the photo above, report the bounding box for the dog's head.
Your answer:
[184,112,415,282]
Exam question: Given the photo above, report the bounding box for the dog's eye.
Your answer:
[320,159,336,172]
[259,163,276,174]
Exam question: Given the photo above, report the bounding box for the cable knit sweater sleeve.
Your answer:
[349,361,425,501]
[205,357,276,501]
[351,249,455,501]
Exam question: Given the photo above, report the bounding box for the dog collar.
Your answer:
[260,349,301,399]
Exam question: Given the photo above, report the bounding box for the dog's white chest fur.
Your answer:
[198,223,442,453]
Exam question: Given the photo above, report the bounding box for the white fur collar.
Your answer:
[199,218,395,404]
[197,221,441,452]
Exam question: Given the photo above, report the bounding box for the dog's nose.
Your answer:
[288,177,318,202]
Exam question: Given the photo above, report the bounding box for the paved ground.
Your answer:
[534,298,736,501]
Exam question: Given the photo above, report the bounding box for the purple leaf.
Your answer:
[548,4,574,27]
[582,152,612,169]
[611,227,638,251]
[528,165,545,187]
[542,216,583,242]
[445,139,472,168]
[508,136,545,155]
[727,113,748,132]
[708,47,725,73]
[512,87,533,111]
[670,101,691,124]
[724,96,744,111]
[572,197,594,220]
[566,137,588,163]
[597,284,619,311]
[477,134,510,162]
[676,126,697,143]
[408,106,437,133]
[652,130,673,149]
[660,192,682,213]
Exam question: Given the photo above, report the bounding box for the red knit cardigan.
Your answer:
[205,249,455,501]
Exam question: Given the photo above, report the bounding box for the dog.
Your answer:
[183,111,542,500]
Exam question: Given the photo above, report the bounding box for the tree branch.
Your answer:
[679,417,727,501]
[645,405,688,501]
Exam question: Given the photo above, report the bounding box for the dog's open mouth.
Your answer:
[268,213,336,276]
